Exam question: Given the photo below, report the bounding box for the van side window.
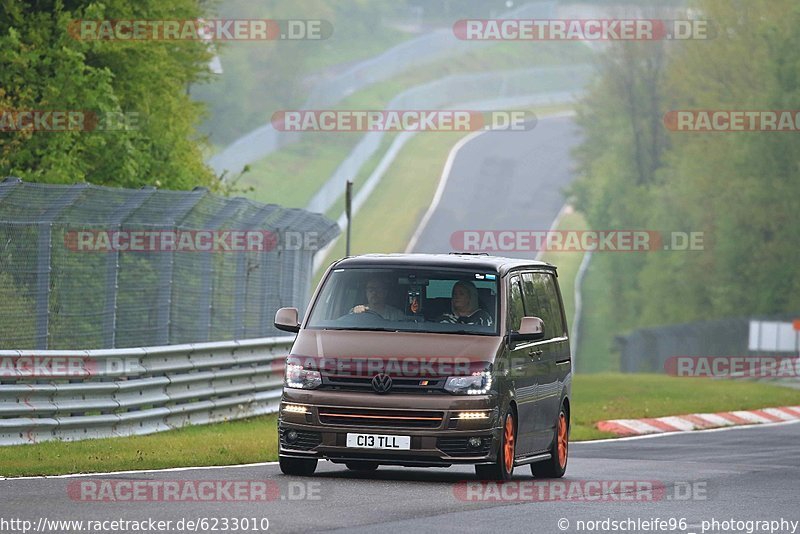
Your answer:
[521,272,552,337]
[525,272,565,339]
[508,276,524,332]
[538,273,566,338]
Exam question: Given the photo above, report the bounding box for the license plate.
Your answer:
[346,433,411,450]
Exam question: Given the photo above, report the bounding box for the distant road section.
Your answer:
[408,115,581,258]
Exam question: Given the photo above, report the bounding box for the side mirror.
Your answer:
[274,307,300,333]
[510,316,545,342]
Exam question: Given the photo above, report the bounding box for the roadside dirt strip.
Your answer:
[597,406,800,436]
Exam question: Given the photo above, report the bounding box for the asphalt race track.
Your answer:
[1,422,798,533]
[2,116,799,533]
[410,114,581,257]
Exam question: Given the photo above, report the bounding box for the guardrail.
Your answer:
[208,2,557,177]
[0,337,294,446]
[306,65,592,216]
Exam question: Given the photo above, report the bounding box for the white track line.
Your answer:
[405,113,575,254]
[404,129,485,253]
[0,461,279,481]
[4,420,800,480]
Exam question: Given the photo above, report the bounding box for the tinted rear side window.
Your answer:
[521,272,564,340]
[538,272,565,337]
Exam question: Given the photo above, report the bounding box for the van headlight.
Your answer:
[284,363,322,389]
[444,370,492,395]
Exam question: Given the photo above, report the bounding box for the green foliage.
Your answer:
[570,0,800,334]
[0,0,216,189]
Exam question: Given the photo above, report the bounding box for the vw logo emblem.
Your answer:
[371,373,393,394]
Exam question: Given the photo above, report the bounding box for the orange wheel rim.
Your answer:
[503,414,515,473]
[557,412,568,468]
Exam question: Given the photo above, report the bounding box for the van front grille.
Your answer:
[320,375,446,393]
[318,407,444,429]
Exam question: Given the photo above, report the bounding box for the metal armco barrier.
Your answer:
[208,2,557,177]
[0,336,294,446]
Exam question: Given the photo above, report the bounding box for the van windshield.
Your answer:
[306,267,500,335]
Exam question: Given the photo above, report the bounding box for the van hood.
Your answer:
[288,329,503,378]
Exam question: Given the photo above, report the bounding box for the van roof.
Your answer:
[332,253,555,276]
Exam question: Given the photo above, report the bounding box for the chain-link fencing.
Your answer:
[0,179,338,350]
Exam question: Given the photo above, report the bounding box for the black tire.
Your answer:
[279,455,318,476]
[531,405,568,479]
[345,461,379,472]
[475,410,516,481]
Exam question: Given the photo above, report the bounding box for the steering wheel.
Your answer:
[348,308,383,318]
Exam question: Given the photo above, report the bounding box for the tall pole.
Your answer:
[345,180,352,257]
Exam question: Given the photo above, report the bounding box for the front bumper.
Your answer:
[278,389,502,467]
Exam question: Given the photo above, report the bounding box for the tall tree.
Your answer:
[0,0,216,188]
[572,0,800,332]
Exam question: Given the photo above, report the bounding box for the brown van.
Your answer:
[274,253,572,480]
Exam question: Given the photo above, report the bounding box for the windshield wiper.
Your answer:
[331,327,397,332]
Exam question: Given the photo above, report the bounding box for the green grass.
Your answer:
[575,252,620,373]
[301,28,413,73]
[239,40,592,210]
[323,131,402,221]
[570,374,800,440]
[3,376,798,477]
[312,129,468,287]
[238,134,356,208]
[312,104,575,289]
[539,209,589,331]
[0,415,278,478]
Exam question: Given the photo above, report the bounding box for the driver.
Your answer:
[350,277,404,320]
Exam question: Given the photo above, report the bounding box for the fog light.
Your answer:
[286,430,298,443]
[283,404,308,414]
[467,437,482,448]
[456,411,489,420]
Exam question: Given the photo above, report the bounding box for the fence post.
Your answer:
[263,210,306,335]
[35,184,88,349]
[233,205,279,339]
[102,187,156,348]
[197,198,246,343]
[154,188,207,346]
